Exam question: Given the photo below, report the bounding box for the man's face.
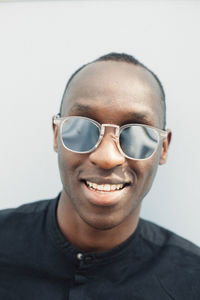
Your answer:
[54,61,170,231]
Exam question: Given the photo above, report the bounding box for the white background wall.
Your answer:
[0,0,199,246]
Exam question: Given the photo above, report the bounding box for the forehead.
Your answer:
[62,61,164,127]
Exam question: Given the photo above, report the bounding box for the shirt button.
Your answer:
[84,255,93,263]
[76,253,83,260]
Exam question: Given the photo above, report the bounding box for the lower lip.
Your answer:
[81,182,130,207]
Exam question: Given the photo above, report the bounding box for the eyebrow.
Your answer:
[125,112,153,124]
[69,103,93,114]
[68,103,153,125]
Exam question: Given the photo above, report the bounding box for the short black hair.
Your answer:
[60,52,166,128]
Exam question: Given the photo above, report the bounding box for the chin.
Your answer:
[79,211,130,231]
[85,221,120,231]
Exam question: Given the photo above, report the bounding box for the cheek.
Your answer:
[130,154,160,198]
[58,137,82,169]
[57,142,87,189]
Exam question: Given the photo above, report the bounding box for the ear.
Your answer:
[159,130,172,165]
[52,119,58,153]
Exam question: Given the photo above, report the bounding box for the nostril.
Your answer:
[89,150,125,169]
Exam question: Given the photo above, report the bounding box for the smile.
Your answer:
[81,179,131,207]
[85,180,125,192]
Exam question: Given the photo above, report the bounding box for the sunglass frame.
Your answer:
[53,114,168,161]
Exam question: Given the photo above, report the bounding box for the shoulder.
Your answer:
[139,219,200,298]
[139,218,200,257]
[0,197,53,223]
[0,196,58,245]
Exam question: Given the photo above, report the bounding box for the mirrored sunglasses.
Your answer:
[53,115,167,160]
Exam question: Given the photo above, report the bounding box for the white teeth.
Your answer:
[86,181,124,192]
[93,183,98,189]
[104,184,110,191]
[111,185,117,191]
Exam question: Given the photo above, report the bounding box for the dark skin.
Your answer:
[53,61,171,252]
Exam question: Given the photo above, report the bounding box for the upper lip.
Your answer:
[80,177,131,185]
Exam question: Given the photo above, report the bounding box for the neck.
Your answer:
[57,190,141,253]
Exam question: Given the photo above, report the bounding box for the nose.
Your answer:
[89,131,125,169]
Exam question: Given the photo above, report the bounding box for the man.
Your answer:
[0,53,199,299]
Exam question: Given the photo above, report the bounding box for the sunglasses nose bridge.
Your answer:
[89,124,125,169]
[100,124,120,138]
[97,124,122,156]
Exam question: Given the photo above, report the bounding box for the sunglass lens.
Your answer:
[120,125,159,159]
[62,117,100,152]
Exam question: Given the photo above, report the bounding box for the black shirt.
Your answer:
[0,195,199,300]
